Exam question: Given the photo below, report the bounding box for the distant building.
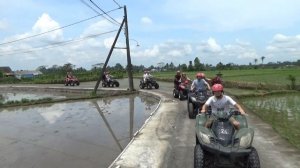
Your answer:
[0,66,15,77]
[14,70,43,79]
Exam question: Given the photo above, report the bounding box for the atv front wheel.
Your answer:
[102,82,107,87]
[179,91,184,100]
[173,89,179,98]
[154,83,159,89]
[188,102,195,119]
[115,82,119,87]
[247,147,260,168]
[194,144,204,168]
[139,83,144,89]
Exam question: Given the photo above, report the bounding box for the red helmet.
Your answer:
[212,84,223,92]
[196,72,205,78]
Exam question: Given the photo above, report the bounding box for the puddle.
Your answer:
[0,94,159,168]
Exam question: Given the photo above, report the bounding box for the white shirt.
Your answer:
[205,95,236,114]
[191,79,209,91]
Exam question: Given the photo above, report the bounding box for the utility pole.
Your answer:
[93,5,135,93]
[124,5,134,91]
[93,19,125,93]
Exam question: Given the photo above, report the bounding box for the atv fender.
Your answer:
[234,115,248,129]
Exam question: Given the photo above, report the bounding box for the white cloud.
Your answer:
[81,20,116,37]
[266,34,300,61]
[197,38,222,53]
[141,17,153,25]
[32,13,63,41]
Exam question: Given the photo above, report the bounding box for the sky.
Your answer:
[1,0,300,70]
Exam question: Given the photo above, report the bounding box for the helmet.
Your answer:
[212,84,223,92]
[176,70,181,74]
[196,72,204,78]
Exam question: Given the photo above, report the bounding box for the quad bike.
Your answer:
[187,89,210,119]
[139,77,159,89]
[102,76,120,87]
[173,80,190,100]
[64,76,80,86]
[194,110,260,168]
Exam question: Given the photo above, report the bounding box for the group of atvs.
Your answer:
[64,75,260,168]
[173,80,260,168]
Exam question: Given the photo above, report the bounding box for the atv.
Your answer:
[64,76,80,86]
[187,89,210,119]
[173,80,190,100]
[194,110,260,168]
[139,77,159,89]
[102,77,120,87]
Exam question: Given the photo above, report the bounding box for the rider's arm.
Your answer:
[234,103,246,115]
[203,80,211,90]
[227,95,246,115]
[190,81,195,91]
[200,97,212,113]
[200,104,208,113]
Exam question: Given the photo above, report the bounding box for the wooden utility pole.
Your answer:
[124,6,134,91]
[93,5,135,93]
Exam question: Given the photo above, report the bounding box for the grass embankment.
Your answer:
[0,90,138,108]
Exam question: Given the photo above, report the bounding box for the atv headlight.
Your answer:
[191,97,197,102]
[239,132,252,148]
[200,132,210,144]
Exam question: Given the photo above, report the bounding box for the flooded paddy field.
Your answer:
[240,93,300,148]
[0,91,70,103]
[0,93,159,168]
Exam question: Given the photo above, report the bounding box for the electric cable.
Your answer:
[0,7,121,46]
[89,0,121,25]
[80,0,119,26]
[112,0,122,8]
[0,29,118,56]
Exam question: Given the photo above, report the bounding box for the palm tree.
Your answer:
[254,58,258,65]
[261,56,265,64]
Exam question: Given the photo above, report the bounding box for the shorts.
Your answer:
[206,115,236,127]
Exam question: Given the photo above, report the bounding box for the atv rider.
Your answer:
[211,72,223,86]
[200,84,247,130]
[104,71,112,85]
[66,72,73,78]
[191,72,211,92]
[143,71,152,84]
[174,70,181,89]
[180,73,190,83]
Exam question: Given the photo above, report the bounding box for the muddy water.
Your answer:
[0,94,159,168]
[240,93,300,148]
[0,91,68,103]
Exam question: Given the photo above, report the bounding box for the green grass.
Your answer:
[136,68,299,89]
[240,93,300,149]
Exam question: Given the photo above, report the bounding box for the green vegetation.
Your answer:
[240,93,300,149]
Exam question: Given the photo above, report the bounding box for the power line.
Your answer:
[80,0,119,26]
[112,0,122,8]
[0,29,118,56]
[89,0,121,25]
[0,7,121,46]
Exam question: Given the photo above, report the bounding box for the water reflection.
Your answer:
[0,91,67,103]
[0,94,159,168]
[241,93,300,148]
[92,100,123,151]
